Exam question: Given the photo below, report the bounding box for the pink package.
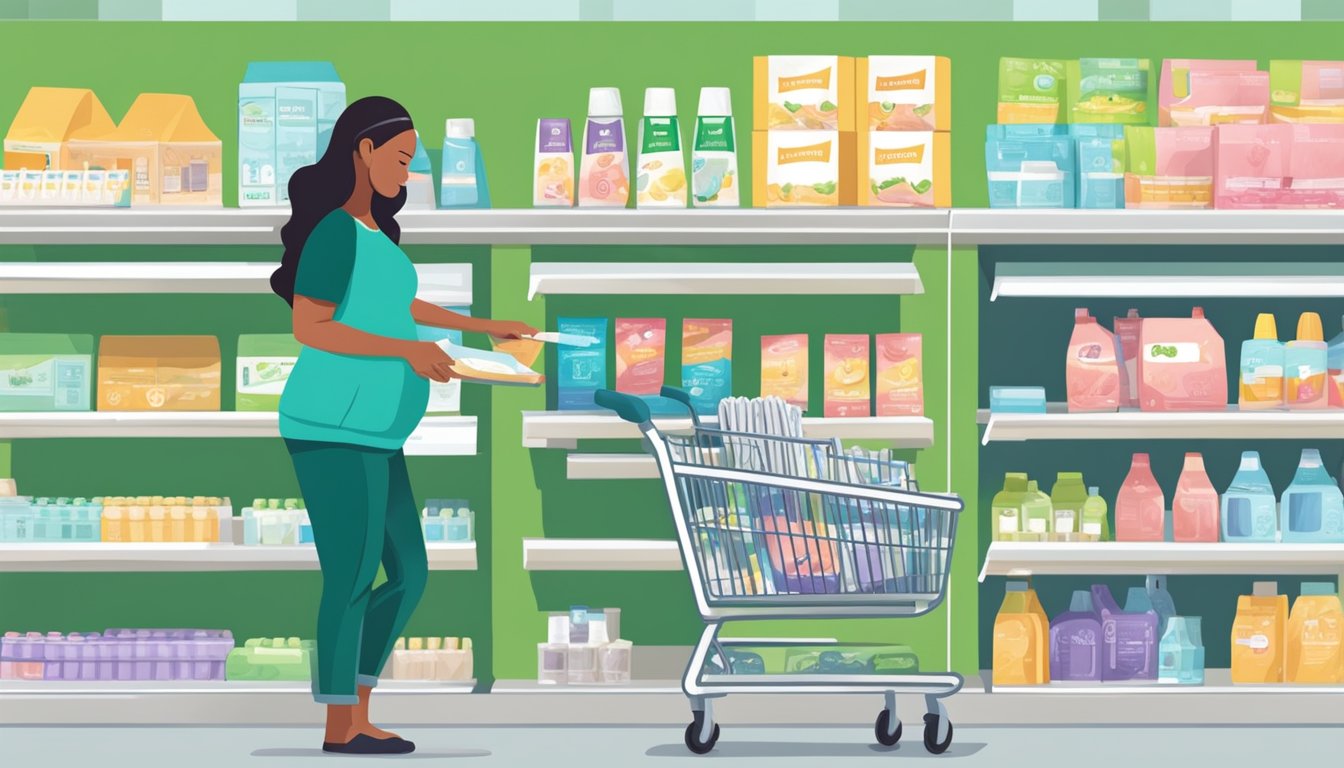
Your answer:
[1159,59,1268,127]
[824,334,871,418]
[1114,309,1142,409]
[615,318,666,396]
[1138,307,1228,412]
[1066,308,1123,413]
[1214,123,1344,209]
[1124,127,1216,209]
[875,333,923,417]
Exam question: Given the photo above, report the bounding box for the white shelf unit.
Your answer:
[566,453,662,480]
[989,262,1344,301]
[527,261,924,299]
[491,679,682,694]
[988,668,1344,695]
[951,209,1344,245]
[0,542,477,573]
[978,542,1344,581]
[521,538,683,571]
[523,411,935,450]
[0,412,477,456]
[977,406,1344,445]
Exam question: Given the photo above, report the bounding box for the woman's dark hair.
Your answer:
[271,96,414,306]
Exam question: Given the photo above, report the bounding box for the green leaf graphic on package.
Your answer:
[819,100,837,113]
[1149,344,1179,359]
[255,362,287,382]
[871,176,933,203]
[783,101,803,113]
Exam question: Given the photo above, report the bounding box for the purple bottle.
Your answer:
[1049,590,1102,682]
[1092,584,1158,681]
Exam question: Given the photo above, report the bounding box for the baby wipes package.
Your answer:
[533,118,574,207]
[0,333,94,412]
[858,131,950,208]
[752,130,856,207]
[760,334,808,410]
[415,307,471,414]
[1138,308,1227,412]
[753,56,855,131]
[1071,124,1126,209]
[437,341,543,387]
[681,319,732,416]
[97,336,221,412]
[985,125,1076,208]
[1123,126,1214,209]
[858,56,950,132]
[235,334,299,412]
[3,87,115,171]
[997,58,1067,124]
[1159,59,1268,127]
[875,333,922,417]
[615,318,666,399]
[1066,59,1152,125]
[824,334,871,418]
[1270,61,1344,123]
[1214,123,1344,209]
[237,62,345,206]
[557,317,607,410]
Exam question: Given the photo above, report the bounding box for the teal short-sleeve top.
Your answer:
[278,209,429,450]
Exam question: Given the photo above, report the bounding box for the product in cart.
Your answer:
[681,319,732,416]
[1280,448,1344,543]
[1269,60,1344,124]
[1222,451,1278,542]
[1114,310,1142,407]
[4,87,115,171]
[992,473,1029,541]
[985,124,1075,208]
[875,333,923,416]
[1066,308,1124,413]
[226,637,314,681]
[1072,124,1126,209]
[1286,583,1344,683]
[1328,316,1344,407]
[557,317,608,410]
[97,336,221,412]
[1093,584,1158,682]
[993,580,1050,685]
[754,55,855,131]
[235,334,299,411]
[1066,58,1152,125]
[753,129,856,207]
[760,334,808,409]
[578,87,629,207]
[237,62,345,206]
[1117,452,1165,542]
[439,119,490,209]
[1215,124,1344,208]
[997,58,1066,124]
[859,56,950,132]
[1231,582,1288,684]
[1123,126,1215,209]
[1049,589,1102,682]
[1137,307,1226,412]
[1239,314,1286,410]
[1050,472,1087,537]
[1173,452,1220,543]
[1158,616,1205,685]
[1158,59,1268,127]
[691,87,739,207]
[0,333,94,412]
[533,118,574,207]
[823,334,871,417]
[1286,312,1329,409]
[636,88,686,208]
[858,131,950,207]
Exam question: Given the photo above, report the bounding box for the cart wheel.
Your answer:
[874,710,903,746]
[922,713,953,755]
[684,722,720,755]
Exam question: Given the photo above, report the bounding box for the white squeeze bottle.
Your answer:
[578,87,629,207]
[636,87,686,208]
[692,87,738,207]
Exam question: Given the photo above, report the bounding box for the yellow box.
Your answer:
[857,131,951,207]
[3,87,115,171]
[857,56,951,132]
[752,130,856,207]
[97,335,221,412]
[67,93,222,207]
[753,56,855,132]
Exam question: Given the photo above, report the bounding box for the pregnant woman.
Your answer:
[271,96,534,755]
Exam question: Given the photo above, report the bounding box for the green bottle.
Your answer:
[1051,472,1089,537]
[1022,481,1054,539]
[1082,485,1111,541]
[992,473,1029,541]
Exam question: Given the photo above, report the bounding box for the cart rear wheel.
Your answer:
[684,722,720,755]
[922,713,953,755]
[874,710,903,746]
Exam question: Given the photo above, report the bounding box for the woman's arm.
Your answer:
[411,299,538,339]
[294,295,456,382]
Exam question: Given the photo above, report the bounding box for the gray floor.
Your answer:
[2,726,1341,765]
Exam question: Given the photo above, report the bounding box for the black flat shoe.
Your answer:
[322,734,416,755]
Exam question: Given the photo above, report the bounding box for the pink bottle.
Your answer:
[1173,452,1220,542]
[1066,308,1123,413]
[1117,453,1165,542]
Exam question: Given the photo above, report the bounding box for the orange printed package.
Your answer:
[857,56,951,132]
[823,334,870,418]
[97,336,221,412]
[752,130,856,207]
[760,334,808,409]
[753,56,855,131]
[1231,581,1288,684]
[875,333,923,416]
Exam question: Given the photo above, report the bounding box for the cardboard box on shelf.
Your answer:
[753,56,855,132]
[752,130,857,207]
[857,130,950,208]
[3,87,115,171]
[238,61,347,207]
[97,335,221,412]
[0,333,95,412]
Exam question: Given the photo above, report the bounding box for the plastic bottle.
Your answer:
[1116,453,1165,542]
[533,118,574,207]
[439,119,490,209]
[1221,450,1278,542]
[993,581,1050,686]
[1328,315,1344,407]
[1137,307,1227,412]
[1141,575,1177,638]
[1239,313,1285,410]
[1050,472,1088,537]
[1081,486,1111,541]
[691,87,738,207]
[1187,617,1206,685]
[422,502,447,542]
[1158,616,1201,685]
[991,473,1029,541]
[404,132,435,209]
[635,87,685,208]
[1049,590,1102,682]
[1066,308,1123,413]
[1286,582,1344,683]
[1231,581,1288,684]
[1114,309,1142,409]
[1021,480,1053,539]
[1173,452,1220,543]
[1092,584,1158,681]
[578,87,629,207]
[1286,312,1328,409]
[242,498,263,546]
[1280,448,1344,543]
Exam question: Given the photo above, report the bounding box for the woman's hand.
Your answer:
[403,341,456,382]
[487,319,539,340]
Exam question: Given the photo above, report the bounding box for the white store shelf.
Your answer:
[951,209,1344,246]
[566,453,661,480]
[527,262,923,299]
[978,406,1344,444]
[522,538,683,571]
[492,679,682,694]
[990,262,1344,301]
[524,411,934,450]
[978,541,1344,581]
[989,669,1344,695]
[0,542,477,573]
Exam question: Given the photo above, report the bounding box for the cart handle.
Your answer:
[658,386,702,425]
[595,389,651,425]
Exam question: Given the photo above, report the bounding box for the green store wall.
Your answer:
[1,20,1341,683]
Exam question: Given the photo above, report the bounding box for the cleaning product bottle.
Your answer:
[1187,616,1206,685]
[1116,453,1165,542]
[1049,589,1102,682]
[1066,308,1123,413]
[691,86,738,207]
[992,473,1029,541]
[1280,448,1344,542]
[1239,313,1285,410]
[1158,616,1201,685]
[439,119,490,209]
[1328,315,1344,407]
[1173,452,1220,543]
[1286,582,1344,683]
[993,581,1050,686]
[1114,309,1143,409]
[1022,480,1054,539]
[578,87,629,207]
[1082,486,1111,541]
[1050,472,1088,537]
[635,87,685,208]
[1231,581,1288,684]
[1221,450,1278,542]
[1138,307,1227,412]
[1092,583,1158,681]
[1287,312,1328,409]
[1140,575,1177,638]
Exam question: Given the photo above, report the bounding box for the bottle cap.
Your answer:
[1127,308,1140,318]
[1297,311,1324,342]
[643,87,677,117]
[1069,590,1094,612]
[1240,451,1262,470]
[1253,313,1279,340]
[1074,307,1092,322]
[588,87,623,117]
[445,118,475,139]
[697,87,732,117]
[1192,307,1205,319]
[1006,581,1028,592]
[1302,582,1337,596]
[1087,486,1099,495]
[1252,581,1278,597]
[1027,480,1039,492]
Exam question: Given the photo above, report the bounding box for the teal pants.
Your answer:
[286,439,428,705]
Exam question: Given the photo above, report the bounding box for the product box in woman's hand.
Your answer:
[97,335,221,411]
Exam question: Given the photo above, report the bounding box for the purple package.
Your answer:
[1050,590,1102,682]
[1091,584,1158,682]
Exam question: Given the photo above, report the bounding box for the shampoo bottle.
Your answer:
[579,87,630,207]
[1173,452,1220,543]
[636,88,686,208]
[1239,313,1285,410]
[1287,312,1328,409]
[439,119,490,209]
[691,87,739,207]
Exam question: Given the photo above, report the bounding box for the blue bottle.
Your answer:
[1138,576,1177,638]
[1281,448,1344,542]
[1158,616,1203,685]
[440,118,491,209]
[1222,451,1278,542]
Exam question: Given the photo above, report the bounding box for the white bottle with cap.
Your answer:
[440,118,490,209]
[578,87,629,207]
[635,87,686,208]
[691,87,739,207]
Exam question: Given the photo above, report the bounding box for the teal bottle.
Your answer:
[1221,451,1278,542]
[1281,448,1344,542]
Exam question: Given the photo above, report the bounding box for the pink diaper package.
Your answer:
[1138,308,1228,412]
[1214,123,1344,208]
[1159,59,1268,127]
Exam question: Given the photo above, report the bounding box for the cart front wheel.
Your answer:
[684,722,720,755]
[874,710,903,747]
[922,713,953,755]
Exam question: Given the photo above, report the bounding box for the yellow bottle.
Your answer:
[993,580,1050,686]
[1231,581,1288,684]
[147,504,166,543]
[101,502,124,543]
[126,502,146,543]
[1287,582,1344,684]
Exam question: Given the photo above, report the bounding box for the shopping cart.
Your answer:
[594,387,965,756]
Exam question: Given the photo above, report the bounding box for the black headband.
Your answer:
[354,116,413,143]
